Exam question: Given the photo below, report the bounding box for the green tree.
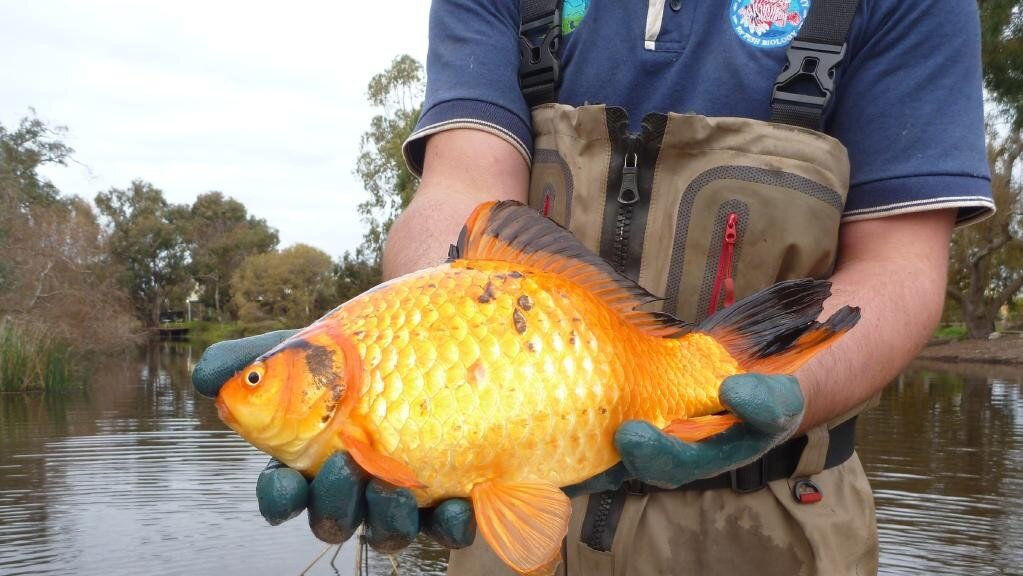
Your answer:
[354,54,424,261]
[185,191,278,320]
[335,248,383,304]
[979,0,1023,126]
[231,244,336,327]
[1,113,137,353]
[947,130,1023,338]
[96,180,192,329]
[0,111,72,212]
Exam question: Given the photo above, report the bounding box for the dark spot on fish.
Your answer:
[305,345,344,396]
[427,283,436,289]
[582,408,588,415]
[517,295,533,311]
[418,399,429,414]
[353,330,365,337]
[569,331,578,346]
[572,317,581,324]
[508,271,523,279]
[599,407,608,415]
[526,341,538,353]
[513,309,527,334]
[477,280,496,304]
[321,414,331,423]
[493,274,506,281]
[558,291,569,300]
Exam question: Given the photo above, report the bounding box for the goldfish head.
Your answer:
[215,332,356,465]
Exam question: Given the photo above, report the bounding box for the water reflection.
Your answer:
[1,347,1020,575]
[857,361,1023,576]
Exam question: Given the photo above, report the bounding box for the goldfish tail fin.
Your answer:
[470,480,570,576]
[456,201,694,338]
[699,279,860,374]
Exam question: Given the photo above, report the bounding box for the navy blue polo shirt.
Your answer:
[404,0,994,224]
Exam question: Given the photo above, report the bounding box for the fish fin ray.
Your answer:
[340,425,425,489]
[663,414,741,442]
[456,201,693,338]
[699,279,860,373]
[470,480,569,575]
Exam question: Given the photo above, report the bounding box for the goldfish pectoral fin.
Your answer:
[340,426,425,490]
[470,481,570,576]
[663,414,742,442]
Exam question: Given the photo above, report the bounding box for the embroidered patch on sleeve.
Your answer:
[730,0,810,48]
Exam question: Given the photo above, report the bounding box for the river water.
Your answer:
[0,345,1020,575]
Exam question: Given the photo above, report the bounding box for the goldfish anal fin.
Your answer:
[470,480,570,576]
[456,201,693,339]
[663,414,741,442]
[699,279,860,374]
[341,426,425,490]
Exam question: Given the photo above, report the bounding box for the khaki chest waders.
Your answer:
[448,0,881,574]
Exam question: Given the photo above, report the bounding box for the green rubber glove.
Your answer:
[191,331,476,551]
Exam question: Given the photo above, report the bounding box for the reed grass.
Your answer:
[0,319,78,393]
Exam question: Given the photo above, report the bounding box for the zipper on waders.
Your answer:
[707,212,739,315]
[610,145,641,273]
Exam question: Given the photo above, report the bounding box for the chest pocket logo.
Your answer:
[730,0,810,48]
[563,0,591,35]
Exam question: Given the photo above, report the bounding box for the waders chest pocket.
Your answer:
[528,105,851,322]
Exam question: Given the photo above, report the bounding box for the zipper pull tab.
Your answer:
[617,153,639,204]
[725,213,738,244]
[723,213,738,308]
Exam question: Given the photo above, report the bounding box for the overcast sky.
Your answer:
[0,0,432,259]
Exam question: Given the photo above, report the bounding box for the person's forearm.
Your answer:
[794,209,956,431]
[382,130,529,279]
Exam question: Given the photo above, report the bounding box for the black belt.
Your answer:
[580,417,858,552]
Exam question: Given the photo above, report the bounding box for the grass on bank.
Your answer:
[0,320,79,393]
[933,325,968,341]
[166,320,292,349]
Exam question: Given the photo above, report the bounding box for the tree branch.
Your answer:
[946,285,966,306]
[994,272,1023,313]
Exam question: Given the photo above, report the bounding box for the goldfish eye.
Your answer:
[245,368,263,387]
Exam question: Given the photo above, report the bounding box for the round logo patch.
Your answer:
[562,0,591,35]
[730,0,810,48]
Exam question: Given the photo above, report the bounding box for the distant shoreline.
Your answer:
[917,334,1023,365]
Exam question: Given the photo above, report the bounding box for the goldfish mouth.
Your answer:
[215,396,236,426]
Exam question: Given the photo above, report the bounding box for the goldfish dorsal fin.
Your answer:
[340,424,426,489]
[470,480,569,576]
[458,201,693,338]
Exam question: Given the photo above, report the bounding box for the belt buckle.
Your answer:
[729,457,768,493]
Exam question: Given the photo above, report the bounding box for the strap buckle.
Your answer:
[772,39,847,109]
[729,457,768,493]
[518,8,561,106]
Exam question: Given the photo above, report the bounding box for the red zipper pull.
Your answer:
[708,213,739,315]
[722,213,737,308]
[542,189,552,217]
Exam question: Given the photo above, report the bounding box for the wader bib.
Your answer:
[448,0,879,574]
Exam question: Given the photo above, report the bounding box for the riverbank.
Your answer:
[918,333,1023,365]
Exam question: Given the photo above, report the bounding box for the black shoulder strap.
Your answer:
[770,0,862,131]
[518,0,561,107]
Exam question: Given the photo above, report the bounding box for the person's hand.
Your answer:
[566,373,804,494]
[191,331,476,551]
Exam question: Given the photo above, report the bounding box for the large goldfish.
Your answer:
[214,201,859,575]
